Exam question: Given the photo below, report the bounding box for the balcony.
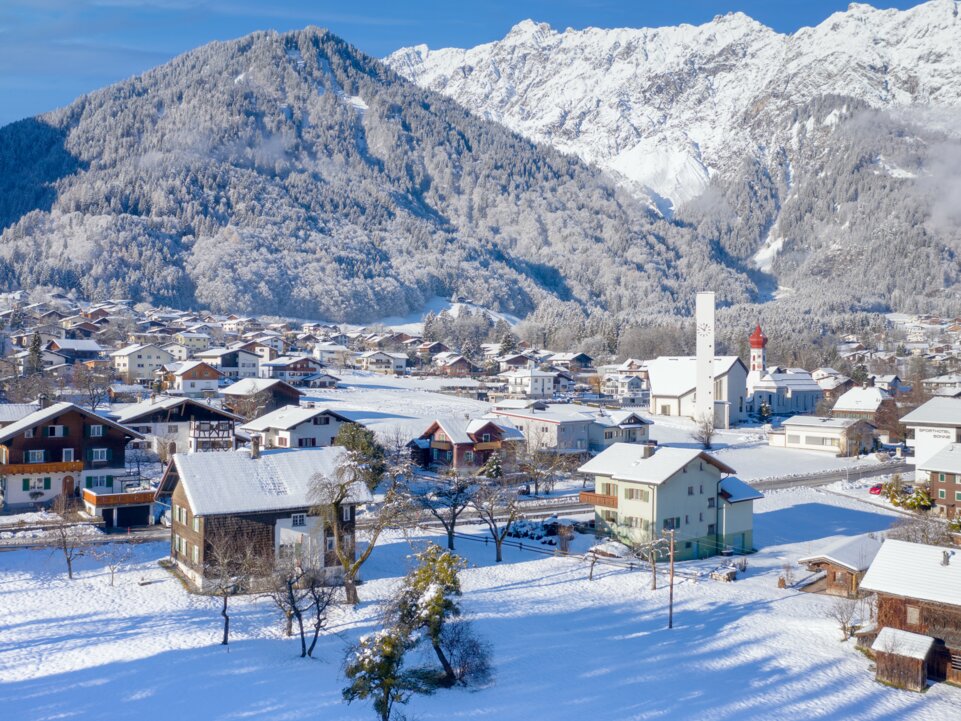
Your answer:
[431,440,452,451]
[83,488,156,507]
[0,461,84,475]
[579,491,618,509]
[473,441,501,452]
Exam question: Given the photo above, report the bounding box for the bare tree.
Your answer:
[407,472,476,550]
[50,494,88,580]
[887,515,953,547]
[229,388,274,421]
[310,451,409,605]
[205,528,262,645]
[90,540,139,586]
[72,362,113,411]
[268,556,337,658]
[515,426,565,496]
[470,477,520,562]
[827,596,858,641]
[691,413,716,450]
[633,537,670,590]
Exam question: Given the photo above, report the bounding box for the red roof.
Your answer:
[749,324,767,349]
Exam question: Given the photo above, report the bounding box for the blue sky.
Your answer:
[0,0,926,127]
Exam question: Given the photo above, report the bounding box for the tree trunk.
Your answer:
[294,610,306,658]
[66,557,74,580]
[284,612,293,637]
[495,537,503,563]
[446,526,455,551]
[344,574,360,605]
[307,621,322,658]
[432,637,457,686]
[221,595,230,645]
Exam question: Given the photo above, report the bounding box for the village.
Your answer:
[1,288,961,721]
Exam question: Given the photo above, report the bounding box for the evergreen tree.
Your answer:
[479,452,503,479]
[497,331,518,356]
[332,423,388,492]
[343,628,418,721]
[26,331,43,376]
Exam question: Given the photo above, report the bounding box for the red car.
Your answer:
[869,484,883,495]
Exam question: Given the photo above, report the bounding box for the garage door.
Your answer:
[116,505,150,528]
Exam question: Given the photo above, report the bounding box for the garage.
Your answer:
[116,505,151,528]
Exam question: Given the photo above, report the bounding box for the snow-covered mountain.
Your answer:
[387,1,961,214]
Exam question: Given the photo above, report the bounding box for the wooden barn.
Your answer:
[860,540,961,686]
[871,627,935,692]
[797,534,883,598]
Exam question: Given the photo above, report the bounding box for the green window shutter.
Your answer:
[106,476,114,488]
[85,478,92,489]
[22,478,29,492]
[106,448,113,462]
[63,426,69,437]
[86,448,93,461]
[43,477,51,490]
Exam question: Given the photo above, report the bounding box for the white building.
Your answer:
[745,324,822,415]
[900,397,961,466]
[194,347,260,379]
[769,416,876,457]
[111,395,240,454]
[241,404,355,449]
[578,444,762,560]
[646,356,748,428]
[490,402,651,454]
[166,361,223,397]
[110,344,174,383]
[356,351,407,374]
[500,367,555,399]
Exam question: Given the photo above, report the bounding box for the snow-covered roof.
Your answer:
[493,403,649,427]
[171,360,220,377]
[111,395,240,424]
[917,442,961,474]
[646,356,744,398]
[797,534,883,572]
[578,444,735,484]
[261,354,322,367]
[221,378,304,397]
[241,404,351,432]
[48,339,102,352]
[0,403,40,424]
[174,447,372,516]
[860,540,961,607]
[781,415,872,430]
[500,367,555,379]
[0,402,143,443]
[718,476,764,504]
[109,343,160,357]
[832,386,890,412]
[900,397,961,427]
[871,627,935,661]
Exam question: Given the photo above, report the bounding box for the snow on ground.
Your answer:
[301,369,490,440]
[1,488,957,721]
[0,511,62,528]
[648,415,884,481]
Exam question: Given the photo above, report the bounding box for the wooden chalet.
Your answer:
[860,540,961,687]
[797,534,883,597]
[412,417,523,473]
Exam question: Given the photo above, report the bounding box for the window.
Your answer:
[939,473,946,482]
[25,428,34,439]
[707,497,716,509]
[600,482,617,496]
[91,448,108,462]
[192,545,199,564]
[699,485,704,495]
[622,516,642,528]
[688,486,694,496]
[699,512,704,522]
[940,489,947,499]
[342,505,351,522]
[62,448,74,462]
[193,517,200,533]
[298,437,316,448]
[663,517,680,531]
[27,449,45,463]
[684,515,689,525]
[601,510,617,523]
[787,434,801,444]
[707,523,716,535]
[28,477,47,491]
[47,425,67,437]
[906,605,920,626]
[278,436,288,447]
[326,536,336,552]
[624,487,649,502]
[464,451,474,463]
[955,491,961,502]
[167,425,178,433]
[481,433,491,442]
[291,513,306,528]
[312,416,330,425]
[89,425,103,438]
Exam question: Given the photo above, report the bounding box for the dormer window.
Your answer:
[90,425,103,438]
[291,513,306,528]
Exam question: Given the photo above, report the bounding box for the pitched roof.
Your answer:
[871,627,935,660]
[172,360,221,377]
[578,444,735,484]
[241,404,352,432]
[832,386,891,412]
[0,402,143,443]
[111,395,240,424]
[917,442,961,474]
[48,338,102,352]
[173,447,372,516]
[646,356,744,398]
[718,476,764,504]
[781,415,873,430]
[0,403,40,424]
[221,378,304,397]
[860,539,961,606]
[900,397,961,427]
[797,534,883,572]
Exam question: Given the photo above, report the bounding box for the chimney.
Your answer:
[641,444,655,459]
[251,434,261,460]
[38,393,50,409]
[942,550,952,567]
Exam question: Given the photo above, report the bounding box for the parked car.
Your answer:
[869,484,883,495]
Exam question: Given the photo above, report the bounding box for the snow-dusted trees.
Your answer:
[51,494,88,580]
[204,528,263,646]
[406,472,475,551]
[267,556,337,658]
[343,628,421,721]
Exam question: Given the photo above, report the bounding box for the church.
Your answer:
[745,325,823,416]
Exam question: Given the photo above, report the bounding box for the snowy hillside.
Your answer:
[387,1,961,213]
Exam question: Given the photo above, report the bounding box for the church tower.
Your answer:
[749,324,767,372]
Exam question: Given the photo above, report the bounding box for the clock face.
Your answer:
[696,322,713,337]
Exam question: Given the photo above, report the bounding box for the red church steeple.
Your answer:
[749,323,767,350]
[749,324,767,372]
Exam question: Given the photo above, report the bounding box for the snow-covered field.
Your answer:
[2,487,958,721]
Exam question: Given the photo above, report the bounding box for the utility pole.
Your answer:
[668,528,675,630]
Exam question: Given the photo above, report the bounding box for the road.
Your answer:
[750,461,909,491]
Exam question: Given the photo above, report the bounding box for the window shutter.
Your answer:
[43,477,51,490]
[85,478,92,489]
[106,448,113,462]
[106,476,114,488]
[86,448,93,462]
[22,478,29,492]
[63,426,69,437]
